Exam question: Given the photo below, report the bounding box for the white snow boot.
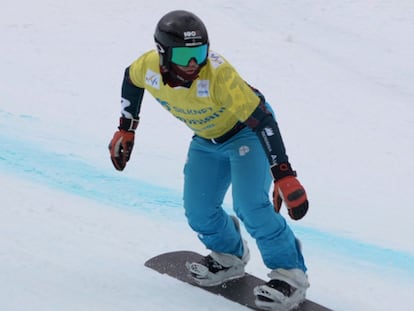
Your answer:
[254,268,310,311]
[186,216,250,286]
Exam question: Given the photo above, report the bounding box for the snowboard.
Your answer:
[145,250,333,311]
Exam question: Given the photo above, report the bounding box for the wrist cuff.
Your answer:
[271,162,296,181]
[118,117,139,132]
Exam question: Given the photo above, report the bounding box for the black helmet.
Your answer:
[154,10,209,72]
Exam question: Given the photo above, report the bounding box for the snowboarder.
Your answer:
[108,10,310,310]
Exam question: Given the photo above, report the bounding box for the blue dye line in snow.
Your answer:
[292,225,414,278]
[1,132,414,279]
[0,131,182,214]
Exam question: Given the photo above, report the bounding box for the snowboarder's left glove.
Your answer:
[108,117,139,171]
[271,162,309,220]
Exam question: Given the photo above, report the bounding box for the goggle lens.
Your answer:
[171,44,208,66]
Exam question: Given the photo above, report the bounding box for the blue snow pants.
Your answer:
[183,126,307,271]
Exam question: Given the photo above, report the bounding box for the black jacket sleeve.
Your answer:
[243,93,289,167]
[121,67,145,119]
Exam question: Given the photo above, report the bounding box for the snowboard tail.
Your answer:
[145,250,333,311]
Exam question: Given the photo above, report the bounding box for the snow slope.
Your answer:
[1,1,414,310]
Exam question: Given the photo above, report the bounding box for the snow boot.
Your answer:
[185,216,250,286]
[254,268,310,311]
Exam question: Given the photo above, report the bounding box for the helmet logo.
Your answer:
[183,31,197,38]
[183,30,202,45]
[156,42,165,53]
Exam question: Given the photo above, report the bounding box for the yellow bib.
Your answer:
[128,50,260,139]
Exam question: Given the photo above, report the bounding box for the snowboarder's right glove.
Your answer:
[108,117,139,171]
[271,162,309,220]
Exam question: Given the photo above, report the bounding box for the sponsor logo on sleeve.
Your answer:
[264,127,275,136]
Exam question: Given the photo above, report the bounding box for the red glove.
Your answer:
[271,162,309,220]
[108,117,139,171]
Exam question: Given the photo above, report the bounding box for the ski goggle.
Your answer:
[170,44,208,66]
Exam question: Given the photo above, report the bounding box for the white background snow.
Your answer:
[1,0,414,310]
